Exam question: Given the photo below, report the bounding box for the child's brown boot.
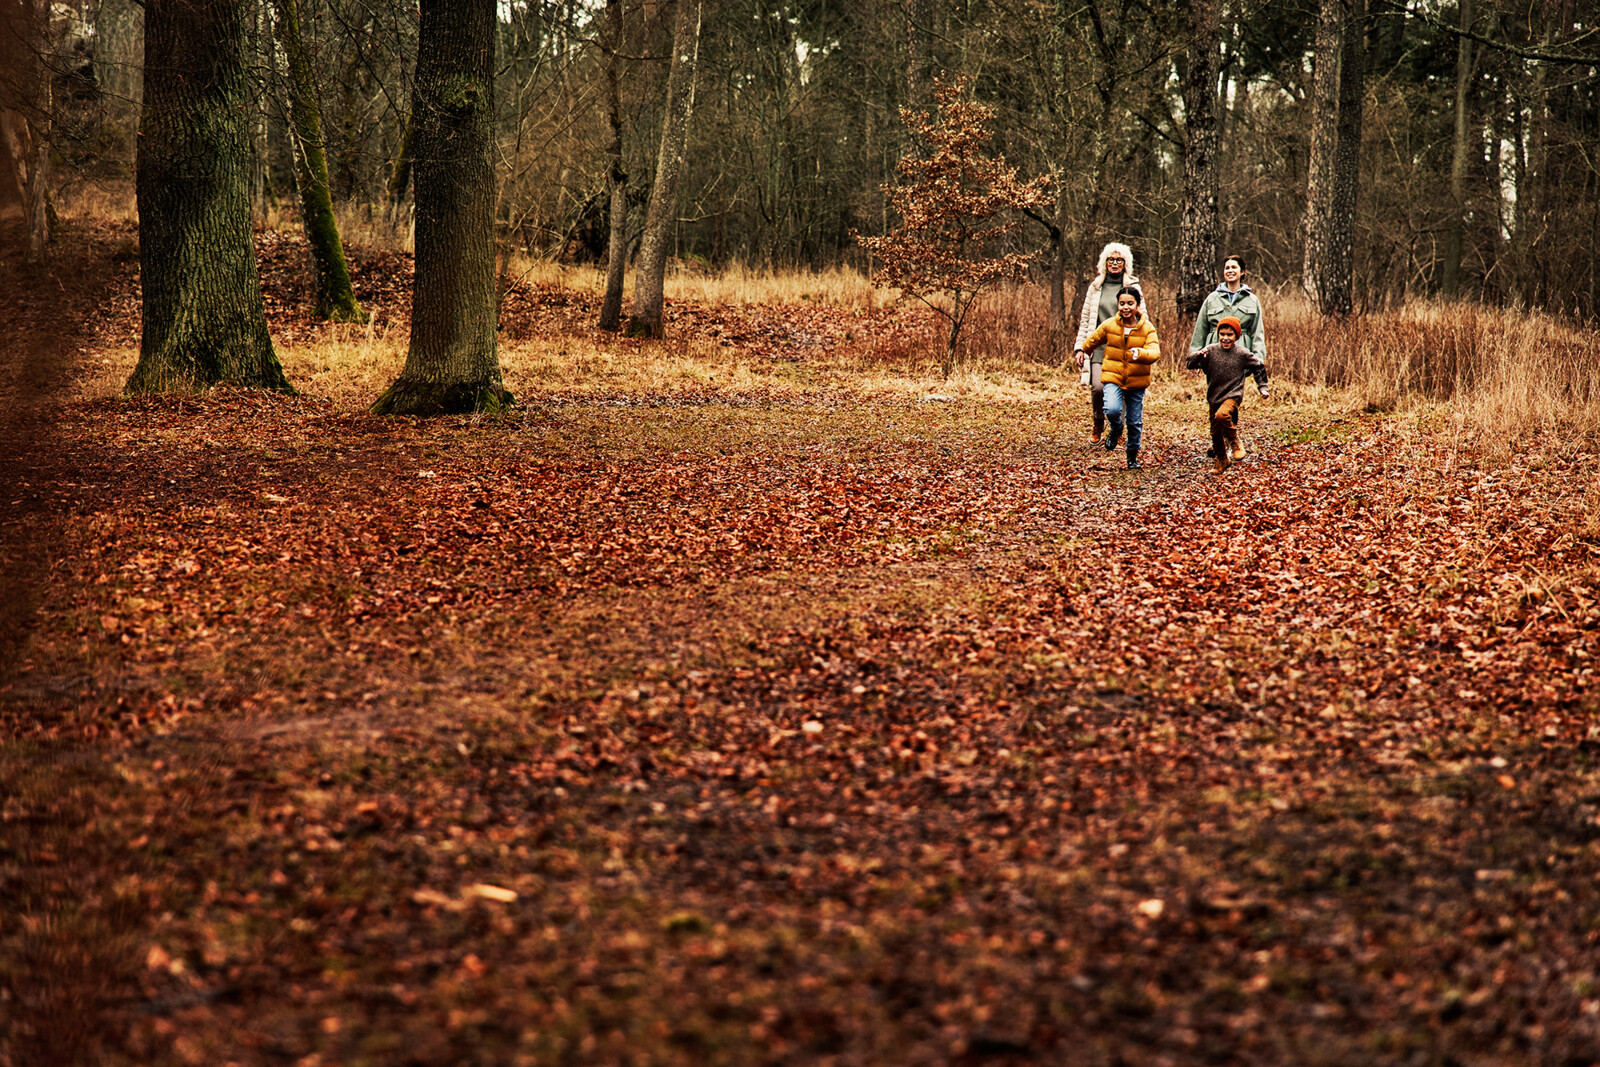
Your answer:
[1230,432,1247,461]
[1212,454,1229,474]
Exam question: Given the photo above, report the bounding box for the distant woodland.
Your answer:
[4,0,1599,317]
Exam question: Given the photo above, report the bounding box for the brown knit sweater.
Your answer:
[1186,341,1267,409]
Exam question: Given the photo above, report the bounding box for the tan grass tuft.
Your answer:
[502,253,896,310]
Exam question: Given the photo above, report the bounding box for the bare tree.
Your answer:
[598,0,629,332]
[1177,0,1221,331]
[371,0,508,415]
[0,0,53,261]
[1325,0,1365,316]
[1302,0,1363,317]
[1442,0,1475,297]
[270,0,367,322]
[626,0,702,338]
[126,0,292,395]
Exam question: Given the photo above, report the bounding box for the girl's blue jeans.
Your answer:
[1103,383,1145,461]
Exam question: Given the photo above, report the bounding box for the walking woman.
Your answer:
[1073,242,1142,443]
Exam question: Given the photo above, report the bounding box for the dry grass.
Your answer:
[56,210,1600,451]
[51,181,137,224]
[502,253,896,310]
[1265,288,1600,438]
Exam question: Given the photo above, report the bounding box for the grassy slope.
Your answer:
[2,221,1599,1066]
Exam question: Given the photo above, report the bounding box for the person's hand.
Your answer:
[1074,351,1085,369]
[1258,386,1270,398]
[1128,347,1140,360]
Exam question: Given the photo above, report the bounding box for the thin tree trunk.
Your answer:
[270,0,366,322]
[626,0,702,339]
[597,0,627,332]
[1302,0,1341,312]
[1442,0,1474,297]
[249,0,270,227]
[1324,0,1364,316]
[372,0,508,416]
[386,108,414,220]
[18,0,51,262]
[1177,0,1221,332]
[906,0,929,123]
[1048,180,1068,359]
[1515,19,1551,306]
[127,0,292,395]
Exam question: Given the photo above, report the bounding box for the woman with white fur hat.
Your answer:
[1073,242,1142,444]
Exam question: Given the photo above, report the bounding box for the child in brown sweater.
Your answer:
[1185,316,1268,474]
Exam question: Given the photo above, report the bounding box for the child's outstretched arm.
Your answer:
[1185,347,1207,371]
[1250,357,1270,396]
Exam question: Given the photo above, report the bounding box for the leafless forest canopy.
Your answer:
[16,0,1600,316]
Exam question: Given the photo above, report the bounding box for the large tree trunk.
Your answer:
[1301,0,1341,313]
[626,0,702,339]
[270,0,366,323]
[597,0,628,332]
[1176,0,1221,332]
[1442,0,1474,297]
[126,0,292,395]
[1324,0,1364,317]
[371,0,508,416]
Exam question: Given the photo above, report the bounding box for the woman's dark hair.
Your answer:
[1117,284,1143,305]
[1223,254,1247,273]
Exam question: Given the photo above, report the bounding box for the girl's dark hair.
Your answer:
[1117,285,1143,305]
[1223,254,1247,273]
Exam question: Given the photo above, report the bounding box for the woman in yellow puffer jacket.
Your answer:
[1076,285,1162,469]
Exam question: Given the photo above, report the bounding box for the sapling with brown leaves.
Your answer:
[857,76,1051,377]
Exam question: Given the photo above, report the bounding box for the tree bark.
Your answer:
[626,0,702,339]
[248,0,270,227]
[1176,0,1221,331]
[1047,180,1068,359]
[1301,0,1342,312]
[0,0,53,260]
[372,0,508,416]
[270,0,366,323]
[1324,0,1364,316]
[1442,0,1474,297]
[0,0,34,223]
[126,0,292,395]
[597,0,628,332]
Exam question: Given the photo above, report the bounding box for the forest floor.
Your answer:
[2,219,1600,1067]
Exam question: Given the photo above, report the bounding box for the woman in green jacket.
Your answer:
[1191,254,1266,362]
[1190,255,1267,452]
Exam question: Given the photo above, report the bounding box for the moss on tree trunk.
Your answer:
[370,0,507,416]
[127,0,292,395]
[271,0,366,324]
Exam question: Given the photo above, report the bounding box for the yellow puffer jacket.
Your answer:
[1081,313,1162,389]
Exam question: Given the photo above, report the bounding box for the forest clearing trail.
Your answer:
[3,223,1599,1065]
